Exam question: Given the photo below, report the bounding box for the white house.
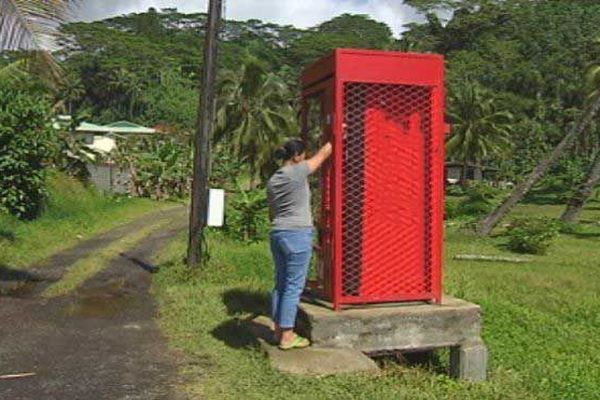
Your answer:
[75,120,156,155]
[53,116,157,193]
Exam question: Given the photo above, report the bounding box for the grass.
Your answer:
[153,202,600,400]
[0,171,176,270]
[42,216,176,298]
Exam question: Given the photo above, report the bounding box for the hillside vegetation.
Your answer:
[0,172,166,268]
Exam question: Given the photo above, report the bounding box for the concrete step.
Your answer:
[248,316,379,377]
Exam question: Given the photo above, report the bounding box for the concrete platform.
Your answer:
[248,316,379,376]
[297,296,488,382]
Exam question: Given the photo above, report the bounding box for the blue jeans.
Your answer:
[270,228,314,329]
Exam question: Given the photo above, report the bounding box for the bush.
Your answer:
[526,157,588,204]
[115,136,191,200]
[210,146,244,192]
[446,184,466,197]
[455,182,501,217]
[445,196,461,219]
[505,217,560,255]
[0,87,55,219]
[557,221,580,235]
[225,184,269,242]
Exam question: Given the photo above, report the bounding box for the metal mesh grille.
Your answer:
[342,82,433,299]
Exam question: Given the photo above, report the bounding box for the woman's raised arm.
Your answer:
[306,142,332,174]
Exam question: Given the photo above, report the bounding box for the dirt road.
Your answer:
[0,207,188,400]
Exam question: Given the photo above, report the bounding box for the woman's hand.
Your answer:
[307,142,332,174]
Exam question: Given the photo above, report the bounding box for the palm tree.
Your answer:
[560,62,600,223]
[477,85,600,236]
[109,68,144,119]
[561,151,600,223]
[447,82,513,186]
[56,75,85,114]
[216,57,297,187]
[0,0,77,81]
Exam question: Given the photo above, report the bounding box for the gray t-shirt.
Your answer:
[266,162,313,230]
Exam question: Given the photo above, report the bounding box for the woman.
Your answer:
[266,139,332,350]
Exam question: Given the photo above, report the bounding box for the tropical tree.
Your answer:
[561,61,600,223]
[561,151,600,223]
[55,75,85,114]
[216,57,297,187]
[0,85,55,219]
[109,68,145,120]
[477,91,600,235]
[113,136,192,200]
[287,14,393,67]
[446,82,513,186]
[0,0,76,82]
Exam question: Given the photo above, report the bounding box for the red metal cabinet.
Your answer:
[301,49,445,310]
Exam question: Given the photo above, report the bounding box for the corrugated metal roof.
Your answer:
[104,121,156,134]
[76,122,112,133]
[75,121,155,134]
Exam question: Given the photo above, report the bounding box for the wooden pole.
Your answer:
[188,0,223,267]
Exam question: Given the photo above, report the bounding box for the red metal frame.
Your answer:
[301,49,446,310]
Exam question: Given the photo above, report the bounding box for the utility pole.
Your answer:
[188,0,223,267]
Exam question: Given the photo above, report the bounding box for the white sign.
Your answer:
[207,189,225,227]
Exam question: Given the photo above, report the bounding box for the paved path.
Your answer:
[0,207,188,400]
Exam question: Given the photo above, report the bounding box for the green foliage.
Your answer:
[0,86,55,219]
[114,136,191,200]
[209,146,244,192]
[455,182,501,217]
[505,217,560,255]
[55,74,85,115]
[142,70,198,131]
[0,0,74,84]
[557,221,580,235]
[409,1,600,177]
[446,81,513,182]
[446,184,466,197]
[43,170,105,219]
[224,183,269,242]
[445,195,461,219]
[53,5,600,187]
[0,170,163,268]
[466,181,502,203]
[527,157,589,204]
[288,14,393,67]
[404,0,473,12]
[216,57,296,186]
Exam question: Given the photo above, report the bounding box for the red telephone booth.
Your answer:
[301,49,446,310]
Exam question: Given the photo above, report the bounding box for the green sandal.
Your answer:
[279,335,310,350]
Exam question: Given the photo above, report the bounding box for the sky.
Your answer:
[76,0,423,37]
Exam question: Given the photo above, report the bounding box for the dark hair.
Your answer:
[275,139,306,161]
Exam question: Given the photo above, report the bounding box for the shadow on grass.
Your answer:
[0,228,16,242]
[495,241,513,253]
[212,289,273,350]
[522,193,565,206]
[570,231,600,239]
[222,288,270,317]
[211,317,272,350]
